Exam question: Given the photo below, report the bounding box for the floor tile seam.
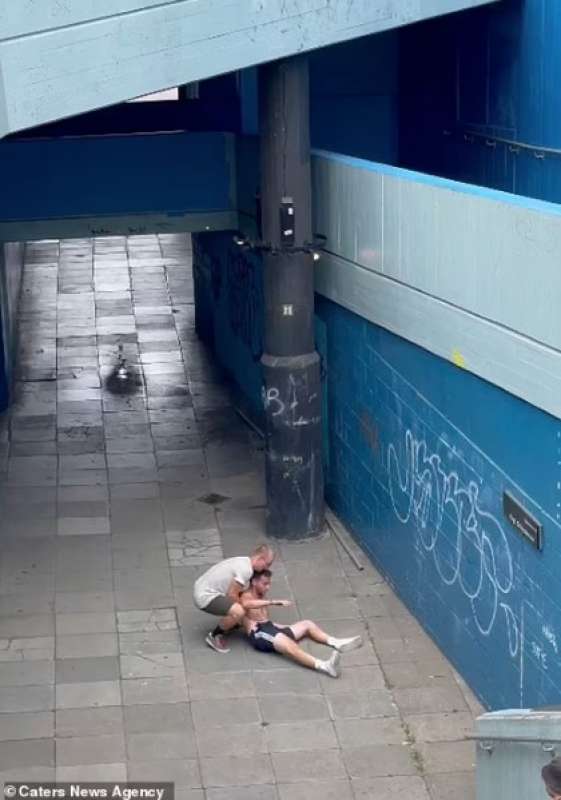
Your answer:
[341,549,435,791]
[282,536,362,784]
[51,241,123,728]
[162,244,191,392]
[126,237,192,737]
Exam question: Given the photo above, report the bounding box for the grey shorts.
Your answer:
[201,595,235,617]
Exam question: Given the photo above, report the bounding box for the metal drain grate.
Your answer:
[197,492,230,506]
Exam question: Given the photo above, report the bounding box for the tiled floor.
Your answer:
[0,234,483,798]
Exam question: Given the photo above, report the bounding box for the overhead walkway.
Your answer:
[0,0,499,137]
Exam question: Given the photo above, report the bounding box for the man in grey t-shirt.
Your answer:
[193,544,274,653]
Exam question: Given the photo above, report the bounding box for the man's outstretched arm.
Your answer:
[240,594,291,610]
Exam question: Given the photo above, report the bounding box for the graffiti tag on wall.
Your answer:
[386,423,559,706]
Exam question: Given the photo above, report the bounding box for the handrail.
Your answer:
[468,734,561,751]
[460,128,561,159]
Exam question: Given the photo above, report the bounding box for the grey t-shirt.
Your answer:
[193,556,253,609]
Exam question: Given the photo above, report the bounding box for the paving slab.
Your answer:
[0,660,54,686]
[207,788,278,800]
[55,680,121,709]
[0,711,54,741]
[342,744,418,779]
[55,706,124,738]
[187,670,256,700]
[271,750,347,783]
[201,755,275,788]
[352,776,431,800]
[127,758,201,787]
[264,721,338,752]
[0,738,54,770]
[55,733,126,766]
[278,782,353,800]
[121,675,188,705]
[0,685,54,713]
[56,633,118,659]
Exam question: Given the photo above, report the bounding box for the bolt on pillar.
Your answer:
[259,56,324,539]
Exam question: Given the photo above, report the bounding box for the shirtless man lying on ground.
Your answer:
[240,569,362,678]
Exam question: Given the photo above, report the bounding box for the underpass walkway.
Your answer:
[0,234,482,799]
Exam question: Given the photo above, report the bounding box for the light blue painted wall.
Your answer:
[312,150,561,421]
[236,140,561,421]
[0,0,498,136]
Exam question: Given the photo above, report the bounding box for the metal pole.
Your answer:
[259,56,324,539]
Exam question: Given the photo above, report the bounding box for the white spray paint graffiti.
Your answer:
[388,429,515,637]
[543,625,558,655]
[386,427,558,704]
[262,375,320,429]
[262,375,321,528]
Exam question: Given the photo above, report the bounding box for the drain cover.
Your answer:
[197,493,230,506]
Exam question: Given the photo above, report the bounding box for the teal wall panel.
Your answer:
[0,1,175,38]
[235,140,561,421]
[0,132,236,224]
[312,151,561,354]
[0,0,498,136]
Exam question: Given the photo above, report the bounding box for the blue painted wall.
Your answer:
[221,1,561,204]
[399,0,561,202]
[317,296,561,711]
[238,32,399,163]
[309,33,399,164]
[194,230,561,710]
[193,231,263,422]
[0,243,24,411]
[0,132,234,222]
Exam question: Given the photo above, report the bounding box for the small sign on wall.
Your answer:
[503,491,543,550]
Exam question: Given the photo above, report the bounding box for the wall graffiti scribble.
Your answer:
[386,425,558,705]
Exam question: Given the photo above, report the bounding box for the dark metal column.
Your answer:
[259,56,324,539]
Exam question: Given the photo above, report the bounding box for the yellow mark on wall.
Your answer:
[451,349,466,369]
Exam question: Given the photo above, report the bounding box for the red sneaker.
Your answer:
[205,631,230,653]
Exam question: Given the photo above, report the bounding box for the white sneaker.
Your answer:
[334,635,363,653]
[317,650,341,678]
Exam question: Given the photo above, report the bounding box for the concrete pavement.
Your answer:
[0,234,483,799]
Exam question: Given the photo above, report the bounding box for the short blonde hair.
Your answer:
[252,544,274,559]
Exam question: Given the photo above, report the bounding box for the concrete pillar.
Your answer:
[259,56,324,539]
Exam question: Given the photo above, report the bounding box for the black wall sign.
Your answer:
[503,491,543,550]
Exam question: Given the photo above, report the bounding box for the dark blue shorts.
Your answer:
[248,621,296,653]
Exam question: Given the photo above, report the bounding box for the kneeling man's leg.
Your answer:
[203,596,245,653]
[203,596,244,630]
